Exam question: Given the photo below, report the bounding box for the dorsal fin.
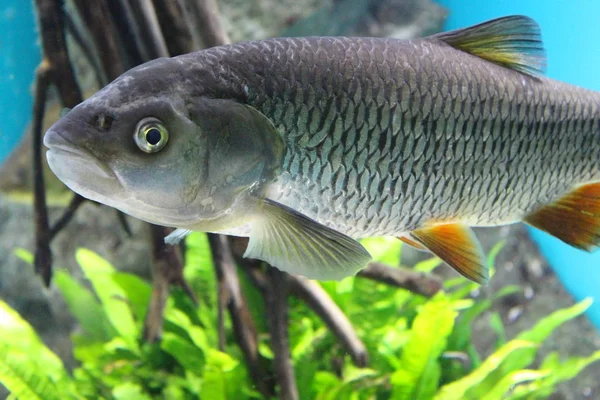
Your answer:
[431,15,546,77]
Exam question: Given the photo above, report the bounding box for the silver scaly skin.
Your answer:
[197,36,600,237]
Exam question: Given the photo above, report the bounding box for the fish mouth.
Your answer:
[44,129,116,181]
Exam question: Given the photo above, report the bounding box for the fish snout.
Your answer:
[43,128,71,151]
[44,127,116,181]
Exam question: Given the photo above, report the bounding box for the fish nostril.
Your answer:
[93,113,115,131]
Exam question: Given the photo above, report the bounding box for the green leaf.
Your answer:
[13,248,34,264]
[507,350,600,399]
[164,308,210,351]
[391,293,457,400]
[0,344,63,400]
[184,233,217,299]
[76,249,139,350]
[54,271,115,342]
[486,241,506,268]
[481,370,548,400]
[479,298,594,392]
[488,312,506,348]
[313,371,344,400]
[0,300,67,383]
[342,365,379,384]
[378,318,409,362]
[360,237,402,265]
[200,349,242,399]
[413,257,443,273]
[258,342,274,360]
[518,298,592,342]
[291,318,317,361]
[447,285,520,359]
[112,273,152,323]
[447,298,492,352]
[112,382,152,400]
[160,332,205,372]
[434,340,537,400]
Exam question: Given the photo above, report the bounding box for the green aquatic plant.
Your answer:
[3,237,599,399]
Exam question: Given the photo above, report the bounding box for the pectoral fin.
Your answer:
[525,182,600,251]
[164,228,192,244]
[410,223,488,284]
[245,199,372,280]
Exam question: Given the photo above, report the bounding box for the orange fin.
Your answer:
[524,182,600,251]
[410,224,488,284]
[397,235,427,251]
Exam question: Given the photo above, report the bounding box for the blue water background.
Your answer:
[0,1,40,162]
[438,0,600,329]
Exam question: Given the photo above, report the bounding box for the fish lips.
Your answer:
[44,128,121,198]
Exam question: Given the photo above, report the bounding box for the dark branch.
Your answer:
[183,0,230,48]
[115,210,133,237]
[32,62,52,287]
[63,11,106,87]
[104,0,146,67]
[35,0,83,108]
[208,234,274,398]
[151,0,197,55]
[49,194,85,240]
[217,278,227,352]
[144,225,197,342]
[127,0,170,59]
[358,262,442,298]
[265,268,298,400]
[72,0,125,82]
[33,0,85,285]
[288,275,369,367]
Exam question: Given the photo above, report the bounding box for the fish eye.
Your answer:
[134,117,169,153]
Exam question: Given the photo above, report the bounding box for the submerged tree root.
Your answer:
[31,1,441,398]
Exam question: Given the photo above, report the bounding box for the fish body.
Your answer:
[229,36,600,237]
[44,16,600,283]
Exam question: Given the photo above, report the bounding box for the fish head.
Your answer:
[44,58,284,231]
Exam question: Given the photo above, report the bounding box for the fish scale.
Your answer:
[197,35,600,236]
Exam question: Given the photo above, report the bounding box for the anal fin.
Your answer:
[410,223,488,284]
[525,182,600,251]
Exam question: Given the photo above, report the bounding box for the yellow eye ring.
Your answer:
[134,118,169,153]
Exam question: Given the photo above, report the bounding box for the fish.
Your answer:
[44,15,600,284]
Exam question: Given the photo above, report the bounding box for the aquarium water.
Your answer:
[0,1,40,162]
